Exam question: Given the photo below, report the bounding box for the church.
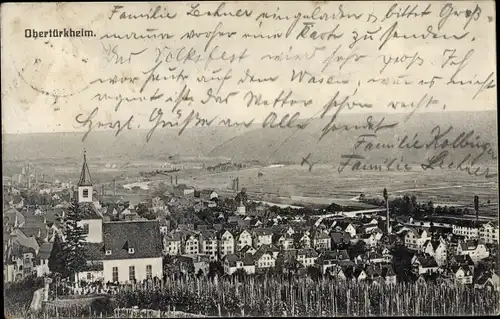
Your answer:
[73,151,163,284]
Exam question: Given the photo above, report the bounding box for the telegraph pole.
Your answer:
[474,195,479,228]
[27,163,31,189]
[383,188,390,234]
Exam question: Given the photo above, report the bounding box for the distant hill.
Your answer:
[208,111,498,165]
[3,111,498,166]
[2,127,247,162]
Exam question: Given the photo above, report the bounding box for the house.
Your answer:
[254,250,276,269]
[4,243,37,282]
[456,240,489,263]
[191,255,210,275]
[450,265,473,285]
[240,245,257,255]
[158,218,170,234]
[381,265,397,284]
[359,233,377,248]
[353,268,367,282]
[316,250,349,274]
[200,230,218,261]
[404,228,430,251]
[218,230,235,258]
[100,221,163,283]
[452,223,479,239]
[222,253,255,275]
[222,254,239,275]
[411,254,439,275]
[296,248,319,268]
[449,254,475,273]
[163,232,182,256]
[331,221,356,238]
[364,250,385,264]
[479,222,499,244]
[36,242,53,277]
[379,247,393,263]
[312,231,331,250]
[252,228,273,248]
[235,230,253,252]
[423,238,448,266]
[272,233,294,250]
[294,233,311,249]
[182,233,200,256]
[241,253,256,274]
[330,231,351,248]
[474,271,500,291]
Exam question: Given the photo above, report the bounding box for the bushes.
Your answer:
[4,275,45,317]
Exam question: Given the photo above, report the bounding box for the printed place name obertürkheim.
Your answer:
[25,28,96,39]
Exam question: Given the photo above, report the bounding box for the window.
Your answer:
[83,224,89,235]
[82,189,89,198]
[112,267,119,282]
[146,265,152,279]
[128,248,135,254]
[106,250,112,256]
[87,272,92,280]
[129,266,135,281]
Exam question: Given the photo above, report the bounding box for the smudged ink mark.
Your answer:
[301,153,316,172]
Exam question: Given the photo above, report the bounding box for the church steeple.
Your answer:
[78,150,93,186]
[77,150,93,203]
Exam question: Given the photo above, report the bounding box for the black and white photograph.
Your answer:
[2,1,498,317]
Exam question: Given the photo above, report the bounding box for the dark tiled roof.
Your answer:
[102,221,162,260]
[38,242,54,259]
[330,231,351,243]
[78,152,93,186]
[83,242,105,260]
[242,253,255,266]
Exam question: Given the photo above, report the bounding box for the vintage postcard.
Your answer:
[1,1,498,317]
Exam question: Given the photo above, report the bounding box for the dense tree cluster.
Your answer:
[48,200,87,282]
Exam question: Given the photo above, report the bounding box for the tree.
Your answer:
[208,261,224,279]
[427,201,435,215]
[48,233,67,277]
[306,266,321,281]
[62,200,87,282]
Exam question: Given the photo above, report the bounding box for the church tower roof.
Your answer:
[78,150,93,186]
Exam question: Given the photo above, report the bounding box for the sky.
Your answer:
[1,1,497,134]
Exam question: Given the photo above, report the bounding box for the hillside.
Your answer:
[3,111,497,166]
[208,111,498,165]
[2,127,248,162]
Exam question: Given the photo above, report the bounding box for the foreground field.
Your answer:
[38,276,500,317]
